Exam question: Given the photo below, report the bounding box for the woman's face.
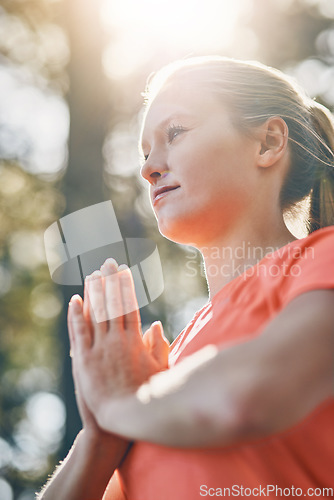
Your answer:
[140,80,260,247]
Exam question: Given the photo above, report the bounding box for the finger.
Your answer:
[83,276,93,334]
[85,271,108,337]
[101,259,124,331]
[142,326,152,350]
[119,265,141,336]
[100,257,118,275]
[67,299,88,416]
[67,296,80,387]
[146,321,169,369]
[71,347,80,391]
[68,295,92,353]
[68,295,79,355]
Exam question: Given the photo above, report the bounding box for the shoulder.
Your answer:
[291,224,334,254]
[276,225,334,307]
[268,225,334,264]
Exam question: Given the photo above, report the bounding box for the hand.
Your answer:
[68,296,132,474]
[68,298,102,434]
[68,258,169,426]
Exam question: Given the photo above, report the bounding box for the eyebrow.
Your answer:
[141,112,195,148]
[157,113,193,129]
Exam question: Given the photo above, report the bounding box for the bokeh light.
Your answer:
[0,478,13,500]
[0,66,69,175]
[25,392,66,448]
[30,284,63,322]
[0,438,14,469]
[11,392,65,477]
[9,231,46,270]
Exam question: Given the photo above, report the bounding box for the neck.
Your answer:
[198,220,297,300]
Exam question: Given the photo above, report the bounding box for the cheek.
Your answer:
[188,143,240,190]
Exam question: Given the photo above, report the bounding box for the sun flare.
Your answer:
[100,0,253,78]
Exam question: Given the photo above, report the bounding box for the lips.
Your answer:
[152,185,180,205]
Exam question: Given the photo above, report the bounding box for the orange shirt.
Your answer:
[116,226,334,499]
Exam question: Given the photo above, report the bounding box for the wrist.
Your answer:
[96,393,150,442]
[80,426,130,463]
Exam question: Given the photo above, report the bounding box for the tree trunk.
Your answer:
[58,0,108,457]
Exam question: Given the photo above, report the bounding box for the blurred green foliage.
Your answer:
[0,163,66,497]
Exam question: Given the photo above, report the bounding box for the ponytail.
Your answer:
[308,102,334,233]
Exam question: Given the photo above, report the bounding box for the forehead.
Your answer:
[141,80,220,140]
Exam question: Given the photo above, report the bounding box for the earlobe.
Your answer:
[258,117,289,168]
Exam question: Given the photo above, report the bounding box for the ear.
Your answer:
[257,117,289,168]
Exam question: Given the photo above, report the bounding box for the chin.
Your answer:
[158,218,199,246]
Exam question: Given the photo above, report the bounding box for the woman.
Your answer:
[39,57,334,499]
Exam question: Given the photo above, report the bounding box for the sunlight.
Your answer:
[100,0,252,79]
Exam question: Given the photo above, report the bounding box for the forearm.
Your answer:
[95,292,334,448]
[38,429,130,500]
[95,345,244,448]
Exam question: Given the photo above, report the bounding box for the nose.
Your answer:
[140,149,169,184]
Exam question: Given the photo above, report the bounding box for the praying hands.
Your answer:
[67,258,170,434]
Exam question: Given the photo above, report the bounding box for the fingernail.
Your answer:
[70,296,81,313]
[106,258,118,267]
[101,259,118,276]
[86,271,101,283]
[152,320,162,328]
[118,264,129,271]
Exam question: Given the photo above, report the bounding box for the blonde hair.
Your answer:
[144,56,334,234]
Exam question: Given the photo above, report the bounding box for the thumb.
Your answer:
[143,321,169,369]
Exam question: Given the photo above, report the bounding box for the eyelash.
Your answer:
[166,124,187,144]
[143,124,187,161]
